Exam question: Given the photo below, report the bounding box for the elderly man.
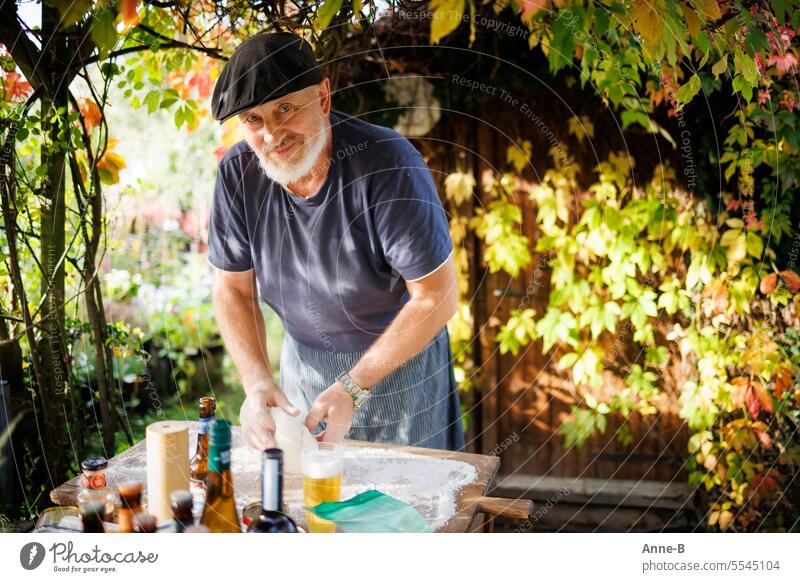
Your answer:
[208,31,464,452]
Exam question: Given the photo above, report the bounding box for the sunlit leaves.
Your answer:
[496,308,537,356]
[675,74,701,108]
[472,199,531,277]
[444,171,476,205]
[506,140,532,173]
[315,0,345,30]
[429,0,465,44]
[91,7,118,61]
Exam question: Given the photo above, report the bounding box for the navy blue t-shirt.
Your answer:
[207,109,454,352]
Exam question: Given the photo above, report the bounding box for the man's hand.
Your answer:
[304,381,354,445]
[240,378,300,451]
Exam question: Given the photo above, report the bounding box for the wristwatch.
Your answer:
[336,371,370,410]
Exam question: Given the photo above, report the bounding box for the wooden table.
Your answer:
[50,422,500,533]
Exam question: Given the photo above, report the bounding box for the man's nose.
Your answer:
[261,122,283,146]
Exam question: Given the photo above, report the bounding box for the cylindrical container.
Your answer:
[146,421,190,522]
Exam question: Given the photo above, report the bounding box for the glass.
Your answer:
[302,446,343,533]
[76,457,115,522]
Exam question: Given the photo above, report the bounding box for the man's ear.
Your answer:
[317,77,331,114]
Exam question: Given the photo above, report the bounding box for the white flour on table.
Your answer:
[231,445,478,529]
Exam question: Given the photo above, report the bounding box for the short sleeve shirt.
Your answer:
[207,109,454,352]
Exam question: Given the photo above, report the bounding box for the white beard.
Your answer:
[254,117,328,188]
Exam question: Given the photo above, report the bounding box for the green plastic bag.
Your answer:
[307,490,433,533]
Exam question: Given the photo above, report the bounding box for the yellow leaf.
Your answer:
[718,510,734,530]
[631,0,664,49]
[700,0,722,21]
[507,140,532,173]
[680,4,702,39]
[444,172,476,205]
[429,0,465,45]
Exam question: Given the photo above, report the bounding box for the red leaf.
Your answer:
[77,97,101,133]
[120,0,140,29]
[760,273,778,295]
[774,367,792,400]
[730,376,749,408]
[779,270,800,293]
[3,71,32,100]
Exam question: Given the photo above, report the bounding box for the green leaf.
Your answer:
[52,0,92,29]
[314,0,344,30]
[675,74,701,107]
[733,48,758,84]
[144,91,160,114]
[91,8,118,60]
[746,231,764,258]
[549,11,578,74]
[711,55,728,78]
[558,352,579,369]
[429,0,465,45]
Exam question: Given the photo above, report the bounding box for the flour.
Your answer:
[231,444,477,529]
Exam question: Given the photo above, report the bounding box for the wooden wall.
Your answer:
[416,98,690,484]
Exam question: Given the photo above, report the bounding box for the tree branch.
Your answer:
[0,2,49,92]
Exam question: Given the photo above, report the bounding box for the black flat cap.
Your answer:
[211,31,323,123]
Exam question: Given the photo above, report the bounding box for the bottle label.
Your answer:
[189,478,206,517]
[262,459,281,512]
[208,447,230,472]
[81,473,107,490]
[198,414,215,435]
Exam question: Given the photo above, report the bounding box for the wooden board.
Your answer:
[49,422,500,533]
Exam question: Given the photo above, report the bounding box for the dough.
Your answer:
[269,407,318,474]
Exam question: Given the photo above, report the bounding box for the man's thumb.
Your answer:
[274,390,300,416]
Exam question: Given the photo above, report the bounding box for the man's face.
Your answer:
[238,80,330,187]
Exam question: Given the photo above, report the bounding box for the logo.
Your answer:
[20,542,46,570]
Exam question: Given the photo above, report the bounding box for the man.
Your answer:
[208,31,464,452]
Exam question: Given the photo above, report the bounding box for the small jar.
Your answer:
[76,457,115,523]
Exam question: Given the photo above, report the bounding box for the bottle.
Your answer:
[76,457,115,522]
[247,449,298,533]
[81,499,106,533]
[190,396,217,514]
[133,514,158,533]
[200,419,240,532]
[116,480,142,533]
[171,490,194,532]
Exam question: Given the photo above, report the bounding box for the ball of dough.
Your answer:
[269,407,317,474]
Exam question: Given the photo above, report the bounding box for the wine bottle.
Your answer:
[190,396,217,514]
[247,449,298,533]
[171,490,194,532]
[200,419,241,533]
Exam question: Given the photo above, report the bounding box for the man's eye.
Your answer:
[279,104,292,114]
[247,114,258,122]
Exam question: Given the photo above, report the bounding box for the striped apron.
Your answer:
[278,326,465,451]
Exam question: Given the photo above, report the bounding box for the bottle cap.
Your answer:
[263,448,283,461]
[198,396,217,417]
[80,457,108,472]
[170,490,193,508]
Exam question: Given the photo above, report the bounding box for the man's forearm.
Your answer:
[212,283,273,393]
[348,295,452,389]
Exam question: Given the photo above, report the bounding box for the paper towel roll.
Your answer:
[146,421,190,522]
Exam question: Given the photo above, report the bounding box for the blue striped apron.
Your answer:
[278,326,465,451]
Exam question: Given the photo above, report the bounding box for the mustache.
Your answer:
[261,135,301,154]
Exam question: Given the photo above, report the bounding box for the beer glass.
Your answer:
[302,446,343,533]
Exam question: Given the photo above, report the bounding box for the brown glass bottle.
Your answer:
[171,490,194,532]
[190,396,216,513]
[116,481,142,533]
[200,419,241,532]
